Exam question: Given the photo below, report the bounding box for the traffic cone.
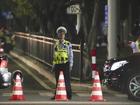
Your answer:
[55,71,68,101]
[90,71,104,101]
[10,74,25,101]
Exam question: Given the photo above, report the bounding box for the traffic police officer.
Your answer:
[129,35,140,53]
[51,26,73,100]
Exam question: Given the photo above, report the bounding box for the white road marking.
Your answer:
[76,93,90,97]
[2,93,11,96]
[0,101,139,105]
[39,92,54,96]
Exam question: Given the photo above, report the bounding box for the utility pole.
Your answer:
[76,13,81,34]
[107,0,118,59]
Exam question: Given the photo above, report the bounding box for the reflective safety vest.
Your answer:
[0,31,4,37]
[53,40,70,64]
[5,36,11,44]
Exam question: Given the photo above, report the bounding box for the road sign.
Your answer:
[2,11,13,19]
[67,4,81,14]
[104,5,108,26]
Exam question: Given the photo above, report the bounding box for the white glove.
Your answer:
[51,65,55,72]
[69,63,73,71]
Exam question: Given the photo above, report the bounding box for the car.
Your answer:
[0,47,11,88]
[103,53,140,101]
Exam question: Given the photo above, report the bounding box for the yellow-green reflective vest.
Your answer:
[53,40,70,64]
[5,36,11,44]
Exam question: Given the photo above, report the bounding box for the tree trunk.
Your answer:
[81,0,100,80]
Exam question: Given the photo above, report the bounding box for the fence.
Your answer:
[13,32,81,78]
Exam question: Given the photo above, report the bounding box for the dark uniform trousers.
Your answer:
[54,62,72,99]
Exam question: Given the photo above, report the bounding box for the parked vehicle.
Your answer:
[0,47,11,88]
[103,53,140,101]
[0,41,23,88]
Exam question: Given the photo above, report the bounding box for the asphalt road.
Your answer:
[0,56,139,105]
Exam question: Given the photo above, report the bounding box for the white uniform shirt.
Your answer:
[129,41,139,53]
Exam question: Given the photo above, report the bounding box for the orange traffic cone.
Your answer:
[90,71,104,101]
[55,71,68,101]
[10,74,25,101]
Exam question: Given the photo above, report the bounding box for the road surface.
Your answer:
[0,56,139,105]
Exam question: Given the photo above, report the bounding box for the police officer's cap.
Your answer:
[56,26,67,34]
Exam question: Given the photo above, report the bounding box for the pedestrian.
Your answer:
[128,35,140,53]
[128,41,138,53]
[3,27,14,53]
[51,26,73,100]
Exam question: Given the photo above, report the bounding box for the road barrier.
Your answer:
[55,71,68,101]
[90,71,104,101]
[10,74,25,101]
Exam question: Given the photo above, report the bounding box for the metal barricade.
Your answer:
[14,32,81,78]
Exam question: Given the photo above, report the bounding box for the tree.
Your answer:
[78,0,102,80]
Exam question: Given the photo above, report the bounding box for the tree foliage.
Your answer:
[0,0,101,45]
[12,0,33,17]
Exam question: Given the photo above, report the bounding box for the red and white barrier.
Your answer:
[55,71,68,101]
[90,71,104,101]
[10,74,25,101]
[90,49,96,79]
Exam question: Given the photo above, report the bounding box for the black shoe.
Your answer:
[67,97,72,100]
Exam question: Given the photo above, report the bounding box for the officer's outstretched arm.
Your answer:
[69,43,73,71]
